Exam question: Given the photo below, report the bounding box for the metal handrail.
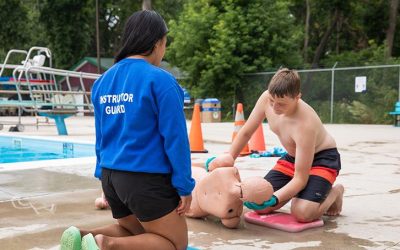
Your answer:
[0,49,28,76]
[1,57,100,114]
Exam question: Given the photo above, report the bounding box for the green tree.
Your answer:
[290,0,395,66]
[386,0,399,58]
[305,1,352,68]
[86,0,184,59]
[167,0,302,108]
[26,0,48,47]
[0,0,30,60]
[153,0,186,24]
[91,0,142,58]
[40,0,92,69]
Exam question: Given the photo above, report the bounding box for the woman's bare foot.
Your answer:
[95,197,109,210]
[325,184,344,216]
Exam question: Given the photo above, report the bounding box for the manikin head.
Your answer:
[267,68,302,115]
[187,167,273,228]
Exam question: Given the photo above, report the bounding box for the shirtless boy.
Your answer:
[208,68,344,222]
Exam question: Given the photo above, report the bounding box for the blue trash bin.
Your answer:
[201,98,221,122]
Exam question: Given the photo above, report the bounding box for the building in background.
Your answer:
[62,57,187,92]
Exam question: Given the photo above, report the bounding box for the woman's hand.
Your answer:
[177,195,192,216]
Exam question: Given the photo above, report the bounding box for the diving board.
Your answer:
[0,46,99,135]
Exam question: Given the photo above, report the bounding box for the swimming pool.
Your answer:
[0,135,95,163]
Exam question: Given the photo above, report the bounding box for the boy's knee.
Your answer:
[291,206,316,223]
[293,212,314,223]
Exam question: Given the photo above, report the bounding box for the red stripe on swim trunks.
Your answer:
[310,166,337,184]
[273,160,337,184]
[273,160,295,177]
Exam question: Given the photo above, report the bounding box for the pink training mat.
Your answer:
[244,211,324,232]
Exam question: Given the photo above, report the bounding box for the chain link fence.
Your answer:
[239,64,400,124]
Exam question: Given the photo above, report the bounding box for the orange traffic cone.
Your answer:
[249,122,266,153]
[189,103,208,153]
[232,103,251,156]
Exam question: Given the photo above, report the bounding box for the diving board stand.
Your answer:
[0,99,77,135]
[38,111,76,135]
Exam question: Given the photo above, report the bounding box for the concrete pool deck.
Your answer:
[0,116,399,249]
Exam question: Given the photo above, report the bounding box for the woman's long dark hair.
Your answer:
[115,10,168,63]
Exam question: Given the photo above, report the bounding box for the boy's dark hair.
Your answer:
[115,10,168,63]
[267,68,301,98]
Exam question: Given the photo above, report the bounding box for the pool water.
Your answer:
[0,136,95,163]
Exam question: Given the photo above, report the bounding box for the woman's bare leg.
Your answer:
[95,210,188,250]
[80,214,144,237]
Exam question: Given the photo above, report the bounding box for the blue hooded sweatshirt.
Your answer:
[91,58,195,196]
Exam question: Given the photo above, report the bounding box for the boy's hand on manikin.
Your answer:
[244,195,279,210]
[205,153,235,172]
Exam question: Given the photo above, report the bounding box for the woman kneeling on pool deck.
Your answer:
[60,10,194,250]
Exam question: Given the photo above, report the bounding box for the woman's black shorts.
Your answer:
[101,168,181,222]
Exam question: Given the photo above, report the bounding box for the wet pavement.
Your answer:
[0,116,399,249]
